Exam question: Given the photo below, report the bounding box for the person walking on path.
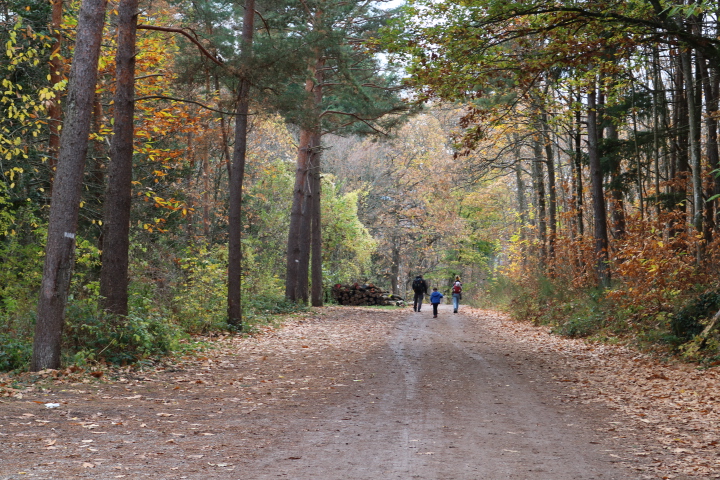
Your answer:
[451,276,462,313]
[412,275,429,312]
[430,287,444,318]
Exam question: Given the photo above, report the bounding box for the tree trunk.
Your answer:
[674,51,690,215]
[297,145,312,304]
[285,129,312,301]
[531,136,547,270]
[607,122,626,239]
[652,45,663,218]
[286,40,324,303]
[540,115,556,261]
[32,0,108,371]
[699,54,719,237]
[587,88,610,287]
[512,142,528,230]
[227,0,255,327]
[310,132,323,307]
[680,48,703,246]
[99,0,138,317]
[574,100,584,237]
[390,240,400,295]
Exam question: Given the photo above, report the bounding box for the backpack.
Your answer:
[452,282,462,294]
[412,278,424,292]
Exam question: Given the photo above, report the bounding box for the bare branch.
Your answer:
[135,95,254,116]
[137,25,224,67]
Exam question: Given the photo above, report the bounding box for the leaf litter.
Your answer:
[0,306,717,478]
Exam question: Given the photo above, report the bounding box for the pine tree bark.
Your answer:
[227,0,255,327]
[652,45,663,218]
[310,132,323,307]
[32,0,108,371]
[99,0,138,317]
[285,130,312,301]
[286,43,324,303]
[587,88,610,287]
[297,154,312,303]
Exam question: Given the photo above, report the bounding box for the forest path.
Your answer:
[1,306,717,479]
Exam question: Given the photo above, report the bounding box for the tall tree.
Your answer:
[99,0,140,316]
[32,0,108,370]
[282,0,406,302]
[587,87,610,287]
[227,0,256,328]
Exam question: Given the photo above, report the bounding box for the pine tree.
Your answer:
[277,0,408,303]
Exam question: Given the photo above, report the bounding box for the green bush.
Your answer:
[0,333,32,372]
[671,290,720,340]
[553,312,604,338]
[64,300,182,365]
[170,245,234,333]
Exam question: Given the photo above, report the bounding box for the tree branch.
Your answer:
[137,25,224,67]
[321,110,390,135]
[135,95,253,116]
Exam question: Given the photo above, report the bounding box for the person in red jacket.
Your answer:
[451,276,462,313]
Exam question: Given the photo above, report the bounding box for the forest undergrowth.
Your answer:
[0,237,308,373]
[487,214,720,368]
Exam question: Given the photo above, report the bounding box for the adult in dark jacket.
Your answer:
[411,275,429,312]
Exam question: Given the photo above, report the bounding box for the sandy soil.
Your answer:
[0,305,717,479]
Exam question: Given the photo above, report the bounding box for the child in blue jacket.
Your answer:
[429,287,444,318]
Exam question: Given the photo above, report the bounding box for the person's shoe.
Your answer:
[454,309,457,313]
[433,315,437,318]
[413,308,417,312]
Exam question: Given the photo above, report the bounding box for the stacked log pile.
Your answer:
[331,283,404,306]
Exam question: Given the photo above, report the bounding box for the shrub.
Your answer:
[671,290,720,340]
[0,333,32,372]
[63,300,182,365]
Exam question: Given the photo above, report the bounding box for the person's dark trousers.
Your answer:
[432,303,439,317]
[413,292,424,311]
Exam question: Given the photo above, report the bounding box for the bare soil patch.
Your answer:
[0,306,717,479]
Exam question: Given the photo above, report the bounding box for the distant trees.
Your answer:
[323,113,470,294]
[385,0,720,311]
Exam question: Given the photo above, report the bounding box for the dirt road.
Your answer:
[1,305,711,479]
[240,304,633,480]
